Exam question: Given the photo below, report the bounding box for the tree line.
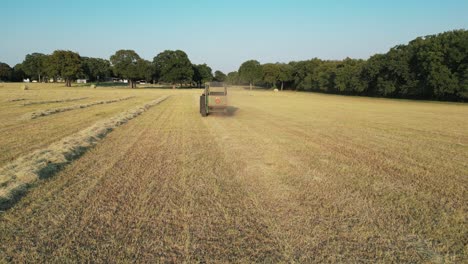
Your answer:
[0,30,466,100]
[229,30,468,101]
[0,50,226,88]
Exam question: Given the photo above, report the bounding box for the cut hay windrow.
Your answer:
[22,97,89,106]
[23,96,135,119]
[0,95,170,210]
[7,98,27,102]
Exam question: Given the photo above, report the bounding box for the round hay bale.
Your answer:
[273,88,279,92]
[90,84,96,89]
[21,84,29,90]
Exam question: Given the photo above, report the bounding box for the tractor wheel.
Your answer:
[200,95,207,117]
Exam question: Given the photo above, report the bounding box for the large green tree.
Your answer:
[153,50,194,88]
[11,63,26,82]
[81,57,111,82]
[0,62,12,81]
[262,63,281,88]
[334,58,367,94]
[22,53,47,82]
[226,71,240,85]
[278,63,293,91]
[214,70,227,82]
[46,50,82,87]
[110,49,142,88]
[290,59,321,91]
[138,59,155,83]
[193,64,213,87]
[238,60,262,90]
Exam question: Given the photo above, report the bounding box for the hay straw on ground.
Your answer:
[7,98,27,102]
[23,96,135,119]
[0,95,170,210]
[22,97,89,106]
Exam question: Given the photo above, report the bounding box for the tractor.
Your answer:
[200,82,228,117]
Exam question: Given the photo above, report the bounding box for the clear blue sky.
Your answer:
[1,0,467,72]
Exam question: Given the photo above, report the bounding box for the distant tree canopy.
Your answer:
[139,60,154,83]
[262,63,281,88]
[153,50,194,88]
[0,62,13,81]
[193,64,213,87]
[47,50,82,87]
[11,64,26,82]
[2,29,467,101]
[226,30,468,101]
[238,60,262,90]
[22,53,47,82]
[214,70,227,82]
[226,71,240,85]
[81,57,111,82]
[278,63,293,91]
[110,49,143,88]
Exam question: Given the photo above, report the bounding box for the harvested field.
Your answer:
[0,84,167,167]
[0,95,169,209]
[0,83,467,262]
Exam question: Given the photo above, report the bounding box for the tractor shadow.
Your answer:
[210,106,239,117]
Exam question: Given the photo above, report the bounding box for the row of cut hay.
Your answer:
[0,95,170,210]
[7,98,28,102]
[24,96,135,119]
[22,97,89,106]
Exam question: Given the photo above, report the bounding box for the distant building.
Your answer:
[76,79,88,84]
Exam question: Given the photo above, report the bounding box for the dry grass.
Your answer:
[0,95,169,209]
[24,96,135,119]
[21,97,88,106]
[7,98,27,102]
[0,83,168,168]
[0,85,466,262]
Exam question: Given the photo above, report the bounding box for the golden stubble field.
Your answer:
[0,83,467,262]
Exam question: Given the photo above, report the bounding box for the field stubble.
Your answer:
[0,84,466,262]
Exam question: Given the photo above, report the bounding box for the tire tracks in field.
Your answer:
[159,95,285,262]
[203,108,333,262]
